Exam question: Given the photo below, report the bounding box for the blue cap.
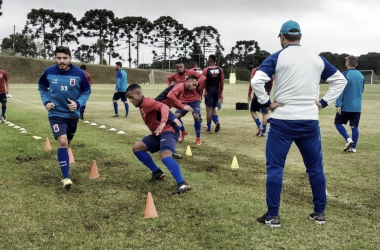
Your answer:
[278,20,301,37]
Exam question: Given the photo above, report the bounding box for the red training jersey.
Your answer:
[0,70,9,94]
[138,96,177,135]
[166,69,205,103]
[190,67,203,74]
[248,67,274,97]
[85,71,92,87]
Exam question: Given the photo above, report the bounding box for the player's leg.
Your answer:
[257,120,293,227]
[121,92,129,117]
[1,93,7,121]
[111,93,120,117]
[294,122,326,224]
[133,135,165,181]
[79,105,86,120]
[251,98,262,135]
[175,110,188,141]
[349,112,361,153]
[211,94,221,133]
[191,101,202,145]
[204,95,213,133]
[159,131,190,195]
[334,112,353,151]
[261,107,269,136]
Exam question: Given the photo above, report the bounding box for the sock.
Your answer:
[1,105,6,117]
[113,102,118,114]
[194,121,201,138]
[255,118,261,128]
[212,114,219,124]
[262,125,267,134]
[134,151,159,173]
[179,120,185,132]
[124,103,129,116]
[162,157,184,184]
[351,127,359,149]
[207,122,211,131]
[57,148,70,179]
[335,124,349,142]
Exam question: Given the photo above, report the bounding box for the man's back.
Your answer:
[0,70,8,94]
[337,69,364,112]
[116,69,127,92]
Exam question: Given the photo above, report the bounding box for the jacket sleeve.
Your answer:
[38,71,52,106]
[115,71,121,90]
[167,85,185,110]
[75,73,92,109]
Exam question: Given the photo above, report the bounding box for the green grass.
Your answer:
[0,83,379,249]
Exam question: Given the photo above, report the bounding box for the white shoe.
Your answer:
[344,139,354,152]
[348,148,356,153]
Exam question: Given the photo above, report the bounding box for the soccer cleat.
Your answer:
[148,172,166,182]
[215,122,221,133]
[205,130,211,134]
[348,148,356,153]
[260,133,266,137]
[309,212,326,225]
[111,114,119,117]
[196,137,202,146]
[61,178,73,189]
[344,141,354,151]
[1,116,6,123]
[178,130,188,142]
[257,213,281,228]
[173,151,183,159]
[172,181,191,195]
[124,115,129,117]
[255,126,263,136]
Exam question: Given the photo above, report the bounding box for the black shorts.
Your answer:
[205,93,219,108]
[0,93,7,103]
[49,116,79,140]
[113,92,127,102]
[250,98,268,114]
[334,112,361,127]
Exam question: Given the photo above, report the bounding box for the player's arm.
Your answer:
[248,69,256,101]
[334,70,347,109]
[319,57,347,109]
[167,85,185,110]
[219,68,224,97]
[115,71,121,91]
[38,71,53,106]
[151,101,169,135]
[251,57,275,107]
[87,73,92,86]
[74,73,92,110]
[167,74,175,86]
[4,72,9,93]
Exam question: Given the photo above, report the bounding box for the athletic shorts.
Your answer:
[49,116,79,140]
[250,98,268,114]
[334,112,361,127]
[175,100,201,117]
[205,93,219,108]
[113,92,127,102]
[142,131,179,154]
[0,93,7,103]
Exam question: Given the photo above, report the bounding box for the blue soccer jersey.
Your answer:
[38,64,91,118]
[116,69,127,92]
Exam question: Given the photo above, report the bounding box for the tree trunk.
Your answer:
[128,36,131,68]
[136,35,139,68]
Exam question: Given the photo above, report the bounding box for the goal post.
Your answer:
[148,69,172,84]
[359,70,379,85]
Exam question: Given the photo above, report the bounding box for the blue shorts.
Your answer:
[334,112,361,127]
[250,98,268,114]
[113,92,127,102]
[49,116,79,140]
[205,94,219,108]
[0,93,7,103]
[175,100,201,117]
[142,131,179,153]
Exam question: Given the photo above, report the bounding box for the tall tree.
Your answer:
[1,33,37,57]
[23,8,56,58]
[51,12,78,46]
[357,52,380,72]
[229,40,260,69]
[72,44,95,63]
[193,26,224,59]
[0,0,3,16]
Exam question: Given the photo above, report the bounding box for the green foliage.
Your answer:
[0,0,3,16]
[1,33,38,58]
[72,44,95,63]
[193,26,224,58]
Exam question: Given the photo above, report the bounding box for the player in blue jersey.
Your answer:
[111,62,129,117]
[251,20,347,227]
[335,55,365,153]
[38,46,91,188]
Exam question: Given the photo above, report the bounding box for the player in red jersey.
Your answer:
[248,57,274,136]
[79,64,92,120]
[200,55,224,133]
[189,59,203,74]
[127,83,191,195]
[0,68,9,122]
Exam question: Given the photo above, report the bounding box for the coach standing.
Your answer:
[251,20,347,227]
[111,62,129,117]
[0,68,9,122]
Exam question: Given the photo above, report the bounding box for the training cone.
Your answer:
[144,192,158,218]
[89,160,99,179]
[68,148,75,163]
[44,137,52,151]
[231,156,239,169]
[186,145,192,156]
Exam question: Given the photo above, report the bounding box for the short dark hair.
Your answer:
[347,55,358,67]
[55,46,71,57]
[186,75,198,81]
[283,29,302,42]
[209,55,216,62]
[258,56,268,65]
[126,83,141,92]
[116,62,122,67]
[80,64,86,70]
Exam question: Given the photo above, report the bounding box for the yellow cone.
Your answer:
[231,156,239,169]
[186,145,192,156]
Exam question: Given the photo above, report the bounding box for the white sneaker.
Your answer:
[344,139,354,152]
[348,148,356,153]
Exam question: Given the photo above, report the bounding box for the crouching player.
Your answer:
[127,84,191,195]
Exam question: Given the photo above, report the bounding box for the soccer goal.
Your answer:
[359,70,379,84]
[148,70,172,84]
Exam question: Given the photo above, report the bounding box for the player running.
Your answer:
[127,83,191,195]
[0,68,9,123]
[111,62,129,117]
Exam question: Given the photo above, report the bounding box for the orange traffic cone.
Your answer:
[89,160,99,179]
[68,148,75,163]
[44,137,52,151]
[144,192,158,218]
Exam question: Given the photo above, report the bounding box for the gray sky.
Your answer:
[1,0,379,66]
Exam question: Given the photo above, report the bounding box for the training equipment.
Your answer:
[5,121,10,124]
[61,178,73,189]
[89,160,99,179]
[6,94,12,98]
[90,123,97,126]
[236,102,249,110]
[148,69,172,84]
[8,123,14,127]
[20,131,27,134]
[13,126,20,129]
[257,213,281,228]
[19,128,26,131]
[33,136,42,140]
[172,182,191,195]
[144,192,158,218]
[186,145,192,156]
[109,128,117,131]
[117,131,126,135]
[99,125,106,129]
[309,212,326,225]
[359,70,379,85]
[68,148,75,163]
[83,121,90,124]
[44,137,52,150]
[231,156,239,169]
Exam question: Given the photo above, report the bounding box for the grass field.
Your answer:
[1,83,379,249]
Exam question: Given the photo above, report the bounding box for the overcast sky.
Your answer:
[1,0,379,66]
